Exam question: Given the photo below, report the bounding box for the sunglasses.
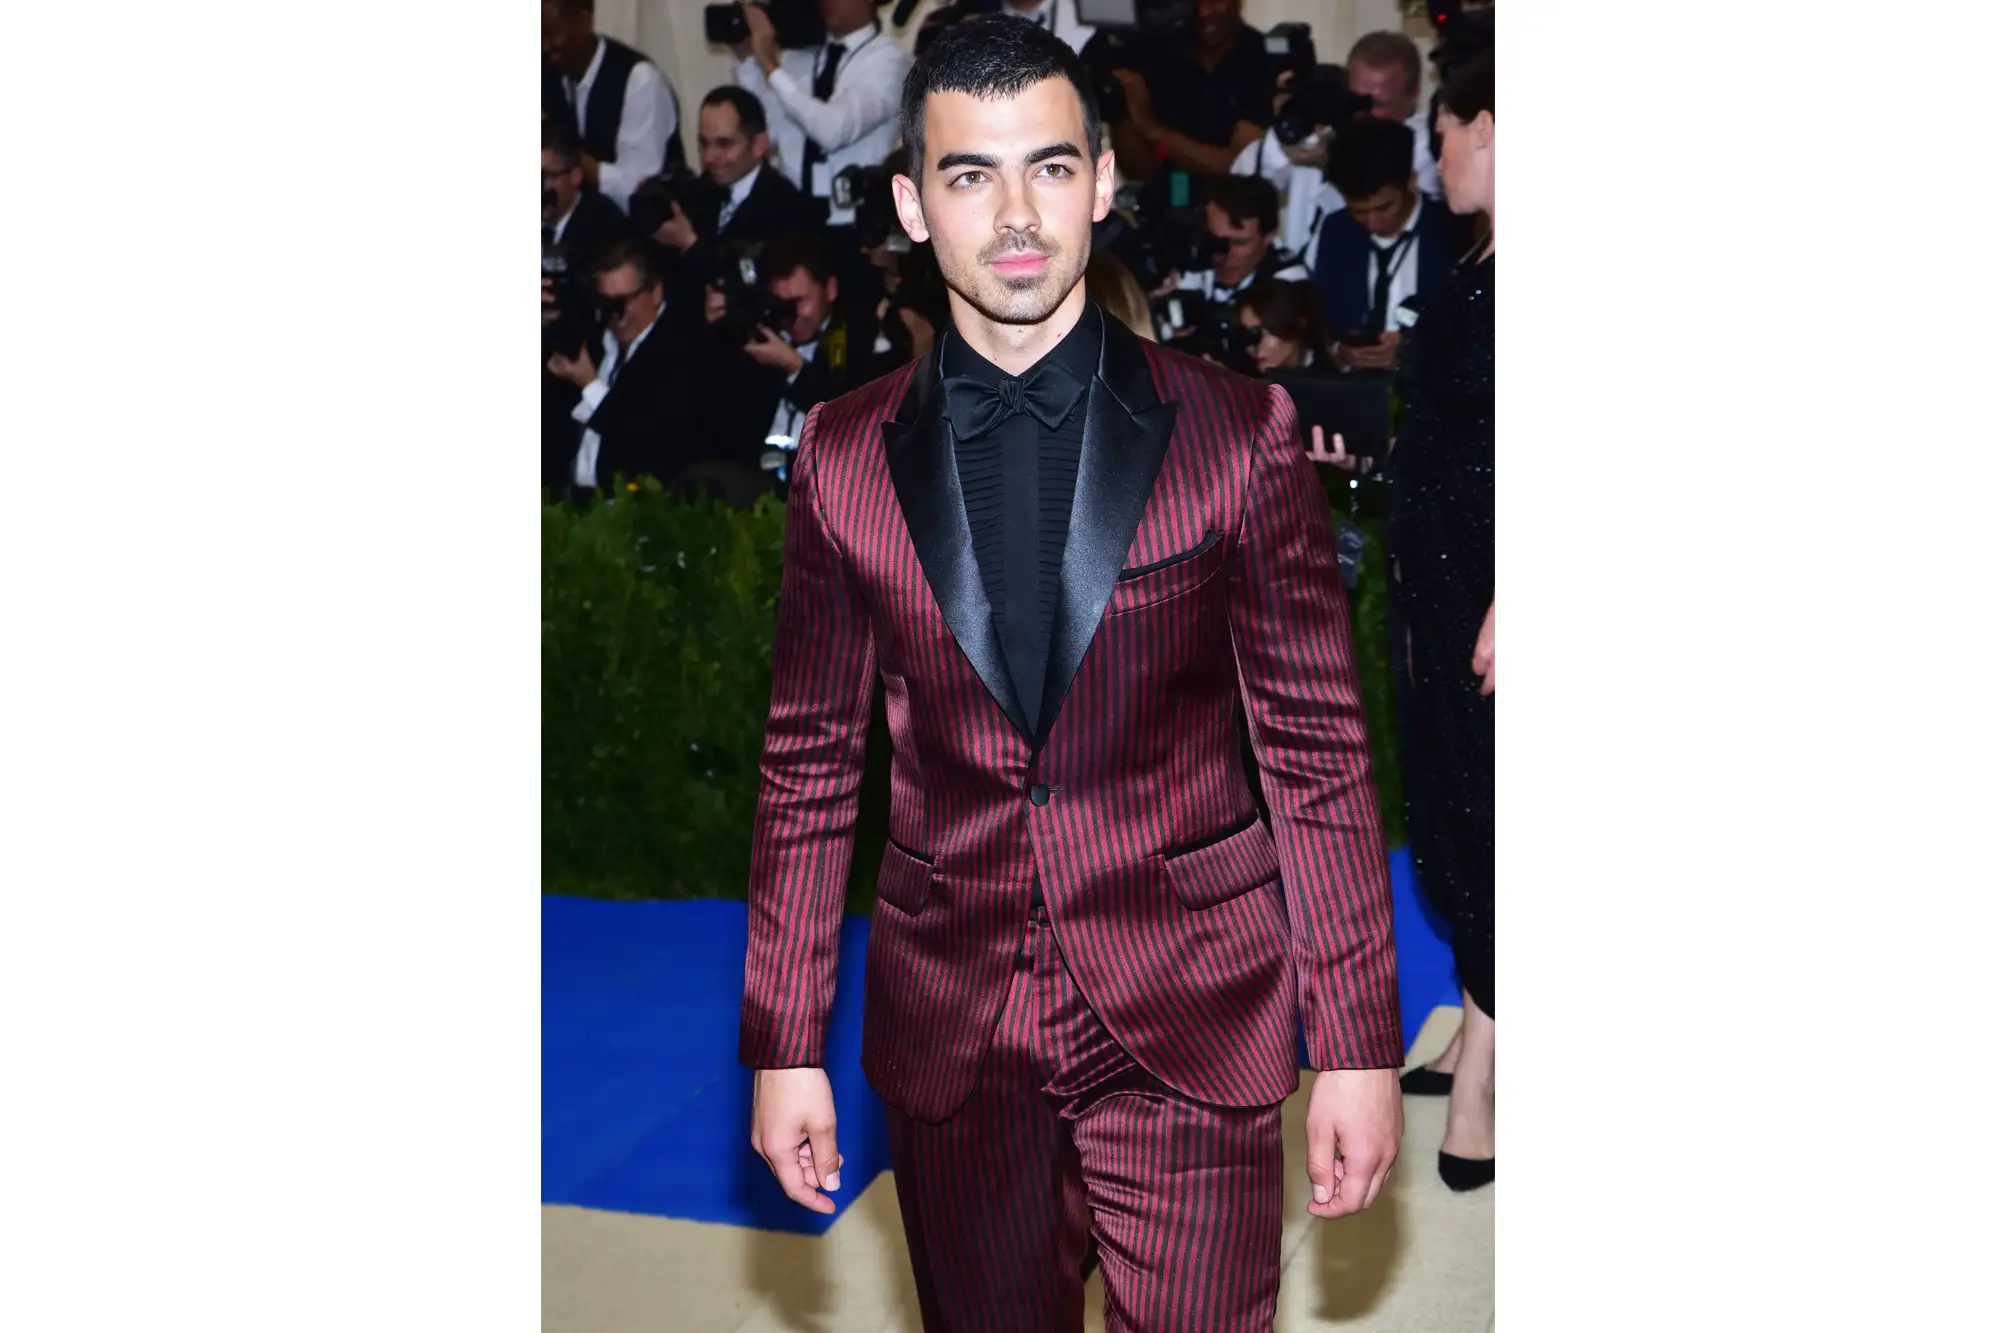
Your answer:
[595,289,648,319]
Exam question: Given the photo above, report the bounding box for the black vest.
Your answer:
[547,37,684,175]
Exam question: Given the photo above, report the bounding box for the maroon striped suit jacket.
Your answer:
[740,310,1401,1123]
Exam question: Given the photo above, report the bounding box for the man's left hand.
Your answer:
[744,3,781,75]
[1303,1068,1402,1221]
[547,345,598,389]
[744,326,805,376]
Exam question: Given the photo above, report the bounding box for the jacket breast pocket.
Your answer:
[1107,530,1226,616]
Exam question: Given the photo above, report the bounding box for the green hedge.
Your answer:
[544,473,1403,909]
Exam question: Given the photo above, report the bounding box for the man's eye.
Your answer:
[951,172,987,188]
[1039,163,1073,178]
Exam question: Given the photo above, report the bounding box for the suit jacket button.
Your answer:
[1028,784,1050,807]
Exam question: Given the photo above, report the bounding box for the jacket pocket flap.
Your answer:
[1162,820,1280,910]
[876,840,934,916]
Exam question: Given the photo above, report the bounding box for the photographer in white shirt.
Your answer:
[731,0,911,229]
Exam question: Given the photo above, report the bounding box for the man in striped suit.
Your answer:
[742,19,1403,1331]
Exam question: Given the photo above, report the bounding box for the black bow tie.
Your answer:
[940,361,1086,441]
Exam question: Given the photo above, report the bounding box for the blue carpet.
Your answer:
[543,848,1457,1233]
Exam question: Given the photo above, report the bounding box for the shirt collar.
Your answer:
[553,198,580,240]
[573,36,605,93]
[942,299,1102,388]
[1372,192,1425,247]
[729,164,762,209]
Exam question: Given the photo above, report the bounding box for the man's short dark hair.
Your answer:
[759,232,835,288]
[701,85,768,138]
[1205,174,1280,236]
[543,118,583,169]
[1325,118,1417,201]
[1348,31,1422,96]
[594,239,661,289]
[551,0,595,16]
[898,16,1100,188]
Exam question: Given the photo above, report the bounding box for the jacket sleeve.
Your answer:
[739,404,878,1068]
[1225,384,1403,1070]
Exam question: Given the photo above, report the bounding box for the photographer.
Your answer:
[1231,32,1443,270]
[1313,117,1471,373]
[651,88,819,257]
[1157,175,1308,327]
[544,121,637,494]
[545,241,698,501]
[731,0,909,237]
[1106,0,1271,185]
[697,232,880,465]
[541,0,682,214]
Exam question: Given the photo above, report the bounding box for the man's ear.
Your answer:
[1472,110,1494,151]
[1093,149,1117,223]
[825,273,839,305]
[891,172,930,244]
[752,132,772,161]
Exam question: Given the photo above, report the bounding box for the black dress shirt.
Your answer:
[942,303,1101,743]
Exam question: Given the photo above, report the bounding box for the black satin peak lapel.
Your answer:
[1034,314,1179,749]
[881,344,1034,744]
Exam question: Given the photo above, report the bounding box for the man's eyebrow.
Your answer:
[932,142,1085,173]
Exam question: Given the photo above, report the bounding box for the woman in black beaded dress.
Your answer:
[1383,48,1497,1192]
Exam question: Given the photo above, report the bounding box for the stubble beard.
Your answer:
[940,232,1091,328]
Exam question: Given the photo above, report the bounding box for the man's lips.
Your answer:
[989,252,1049,275]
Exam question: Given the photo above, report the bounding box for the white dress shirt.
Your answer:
[570,313,662,488]
[1365,192,1429,330]
[765,334,820,449]
[551,199,580,243]
[1001,0,1094,54]
[565,37,679,215]
[717,163,762,233]
[736,23,910,227]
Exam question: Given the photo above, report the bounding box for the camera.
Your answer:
[1151,287,1258,373]
[629,167,718,240]
[1116,207,1224,292]
[832,164,910,253]
[1274,64,1373,146]
[707,240,804,347]
[703,0,826,49]
[1072,0,1195,36]
[542,235,596,361]
[1263,22,1315,82]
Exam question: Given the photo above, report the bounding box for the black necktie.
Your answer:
[941,362,1085,441]
[800,42,846,197]
[1367,231,1417,337]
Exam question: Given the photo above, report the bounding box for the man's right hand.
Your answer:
[704,285,727,324]
[542,276,559,327]
[654,201,697,253]
[750,1067,843,1215]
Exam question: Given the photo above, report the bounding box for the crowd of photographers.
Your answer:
[541,0,1494,505]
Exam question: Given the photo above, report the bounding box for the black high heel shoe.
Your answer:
[1437,1151,1494,1192]
[1399,1066,1454,1096]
